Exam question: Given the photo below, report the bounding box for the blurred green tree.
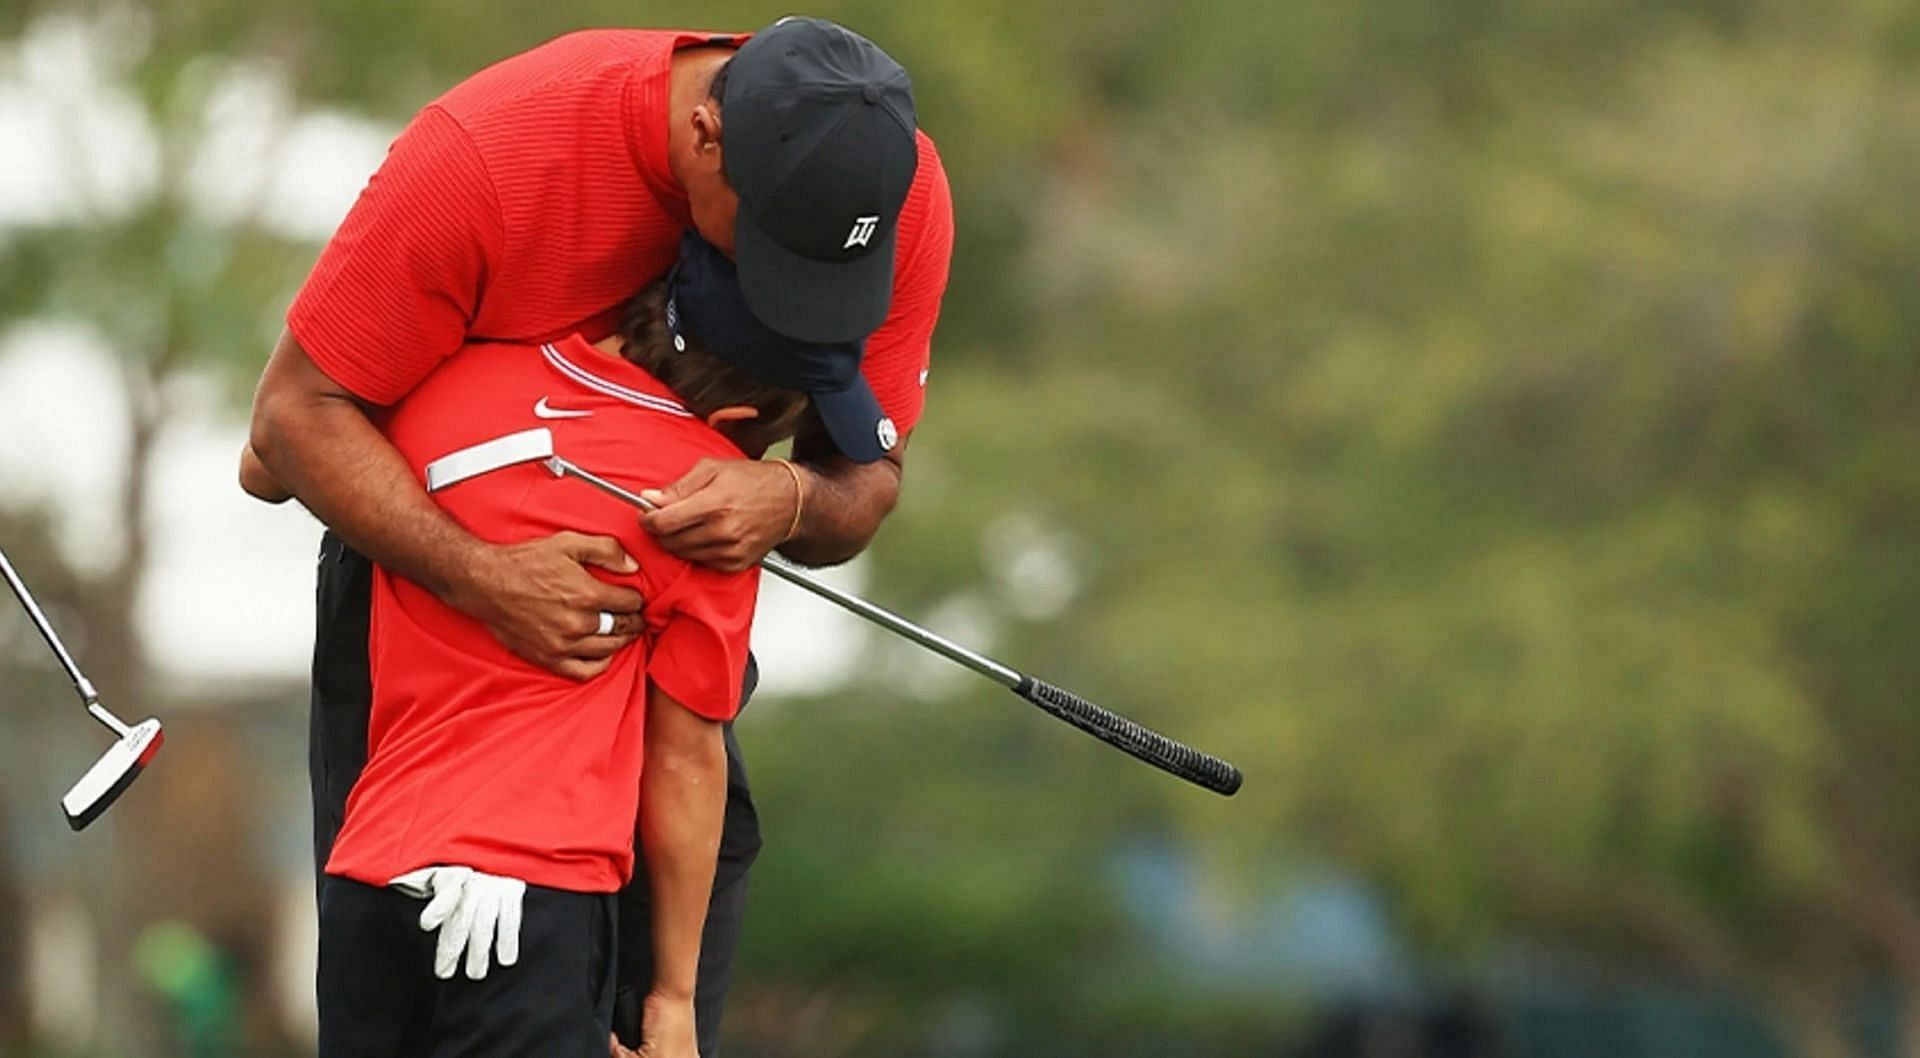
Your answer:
[0,7,321,1055]
[854,4,1920,1056]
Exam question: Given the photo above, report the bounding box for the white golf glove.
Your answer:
[389,865,527,981]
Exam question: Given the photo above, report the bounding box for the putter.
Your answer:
[0,547,165,830]
[426,428,1243,796]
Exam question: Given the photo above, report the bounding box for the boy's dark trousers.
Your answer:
[308,533,763,1058]
[317,875,617,1058]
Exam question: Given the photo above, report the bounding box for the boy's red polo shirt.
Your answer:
[324,335,758,893]
[287,28,952,434]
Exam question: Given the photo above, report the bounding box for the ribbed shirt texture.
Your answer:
[288,28,953,433]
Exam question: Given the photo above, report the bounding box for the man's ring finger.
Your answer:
[596,611,616,636]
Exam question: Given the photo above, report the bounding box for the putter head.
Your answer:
[62,718,163,831]
[424,428,556,493]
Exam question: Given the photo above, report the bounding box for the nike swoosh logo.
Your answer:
[534,397,592,420]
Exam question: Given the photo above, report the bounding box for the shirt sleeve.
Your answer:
[860,132,954,437]
[286,105,504,406]
[647,565,761,722]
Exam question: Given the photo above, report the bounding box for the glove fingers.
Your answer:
[496,880,525,968]
[436,889,479,981]
[466,886,501,980]
[417,867,471,931]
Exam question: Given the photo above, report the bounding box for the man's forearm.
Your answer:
[639,695,728,999]
[248,330,645,679]
[780,445,904,567]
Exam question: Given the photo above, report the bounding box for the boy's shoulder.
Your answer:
[386,337,744,529]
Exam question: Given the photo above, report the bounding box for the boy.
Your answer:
[297,233,894,1058]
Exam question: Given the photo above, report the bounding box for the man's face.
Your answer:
[687,174,739,259]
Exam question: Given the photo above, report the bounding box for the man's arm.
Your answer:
[783,419,906,566]
[248,104,646,678]
[239,442,291,504]
[248,329,645,679]
[635,686,728,1058]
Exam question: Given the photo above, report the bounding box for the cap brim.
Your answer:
[811,378,893,464]
[734,206,898,345]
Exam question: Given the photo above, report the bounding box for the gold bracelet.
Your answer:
[774,459,806,542]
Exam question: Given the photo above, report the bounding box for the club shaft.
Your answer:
[759,555,1025,687]
[88,702,132,739]
[0,546,101,705]
[542,450,1239,795]
[548,458,1026,688]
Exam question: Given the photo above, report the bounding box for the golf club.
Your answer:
[0,546,165,830]
[426,428,1244,797]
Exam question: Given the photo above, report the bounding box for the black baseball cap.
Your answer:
[722,17,919,344]
[668,232,897,463]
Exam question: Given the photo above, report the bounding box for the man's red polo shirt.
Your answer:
[324,336,758,893]
[287,28,953,434]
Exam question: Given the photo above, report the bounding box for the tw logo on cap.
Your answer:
[844,215,881,250]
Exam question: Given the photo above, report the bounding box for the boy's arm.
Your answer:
[635,560,757,1051]
[637,686,727,1053]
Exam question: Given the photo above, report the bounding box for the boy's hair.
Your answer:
[617,281,813,451]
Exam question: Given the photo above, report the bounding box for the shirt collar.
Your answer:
[542,334,748,458]
[545,334,690,415]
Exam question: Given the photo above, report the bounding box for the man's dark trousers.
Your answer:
[308,532,761,1058]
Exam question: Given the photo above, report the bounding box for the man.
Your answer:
[244,18,953,1055]
[309,235,889,1058]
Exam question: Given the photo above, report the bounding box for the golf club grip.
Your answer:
[1015,676,1243,796]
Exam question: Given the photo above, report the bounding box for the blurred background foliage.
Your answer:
[2,0,1919,1056]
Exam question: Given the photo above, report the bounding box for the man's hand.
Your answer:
[640,459,798,572]
[610,1034,642,1058]
[653,420,908,571]
[389,865,527,981]
[443,533,648,681]
[635,990,699,1058]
